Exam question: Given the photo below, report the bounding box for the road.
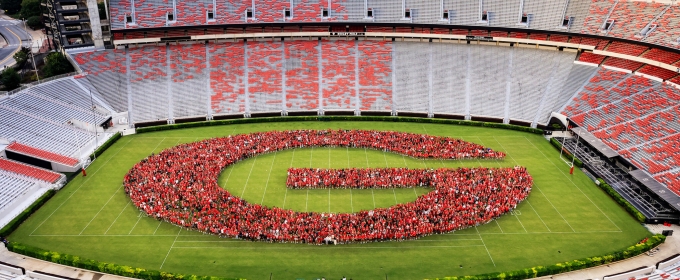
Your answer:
[0,17,33,69]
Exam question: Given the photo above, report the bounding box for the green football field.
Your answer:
[10,121,651,280]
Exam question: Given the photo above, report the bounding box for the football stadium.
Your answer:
[1,0,680,279]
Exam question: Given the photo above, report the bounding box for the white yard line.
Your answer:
[172,245,486,250]
[159,228,182,269]
[79,186,123,235]
[526,201,551,232]
[282,150,295,209]
[513,212,528,233]
[81,137,169,235]
[523,136,622,232]
[104,201,130,234]
[492,136,576,233]
[260,152,277,204]
[152,220,163,235]
[494,220,504,233]
[240,157,258,197]
[30,137,135,236]
[348,147,354,212]
[401,155,419,199]
[350,189,354,212]
[475,226,496,267]
[29,230,624,237]
[128,216,143,235]
[174,238,484,243]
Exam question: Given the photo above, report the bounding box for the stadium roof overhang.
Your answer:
[571,127,619,159]
[630,170,680,213]
[110,22,680,54]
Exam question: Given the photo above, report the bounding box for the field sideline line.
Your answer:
[29,137,135,236]
[125,138,178,235]
[159,228,181,269]
[522,136,622,232]
[171,245,486,250]
[492,136,576,233]
[78,186,123,235]
[132,136,533,139]
[172,238,485,243]
[27,229,623,237]
[475,136,510,233]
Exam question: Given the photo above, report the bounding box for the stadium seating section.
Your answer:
[561,69,680,194]
[109,0,680,52]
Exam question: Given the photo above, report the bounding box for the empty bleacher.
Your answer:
[106,0,680,53]
[6,142,79,168]
[644,5,680,49]
[561,68,680,195]
[606,1,667,40]
[0,169,51,229]
[0,158,65,184]
[559,137,676,221]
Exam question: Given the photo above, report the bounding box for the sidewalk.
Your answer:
[531,224,680,280]
[1,225,677,280]
[0,11,47,53]
[0,244,134,280]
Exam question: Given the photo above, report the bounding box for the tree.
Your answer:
[97,2,106,19]
[0,0,22,15]
[43,52,74,78]
[26,15,41,29]
[12,47,29,67]
[19,0,40,19]
[1,67,21,90]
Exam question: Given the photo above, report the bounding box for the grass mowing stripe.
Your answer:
[29,136,135,236]
[171,245,487,250]
[159,228,181,269]
[492,136,576,232]
[474,225,496,267]
[522,136,622,232]
[104,201,130,234]
[260,152,277,204]
[240,157,258,197]
[79,186,123,235]
[526,200,551,232]
[28,230,624,237]
[12,122,650,280]
[282,150,295,209]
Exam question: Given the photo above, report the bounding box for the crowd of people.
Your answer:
[286,167,522,189]
[124,130,529,244]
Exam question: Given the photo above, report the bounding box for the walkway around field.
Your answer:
[531,224,680,280]
[0,244,133,280]
[1,224,677,280]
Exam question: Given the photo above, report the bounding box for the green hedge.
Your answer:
[597,178,646,223]
[0,189,55,237]
[6,242,243,280]
[135,116,544,135]
[549,138,584,168]
[431,234,665,280]
[89,132,121,160]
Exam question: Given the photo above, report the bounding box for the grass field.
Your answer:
[9,121,651,280]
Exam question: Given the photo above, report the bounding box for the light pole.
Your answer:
[89,89,98,161]
[23,18,40,82]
